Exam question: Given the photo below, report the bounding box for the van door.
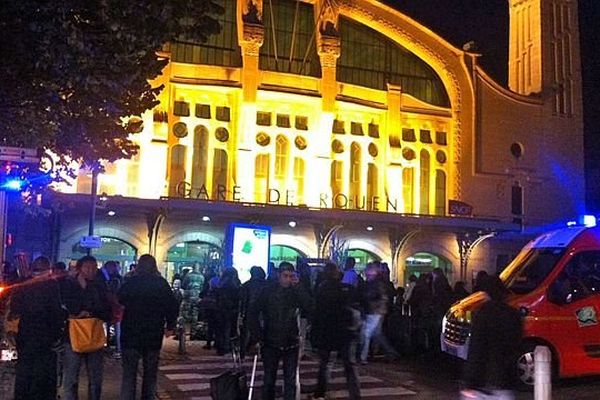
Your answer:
[545,251,600,376]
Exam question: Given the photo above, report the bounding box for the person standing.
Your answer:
[214,267,240,356]
[182,263,205,339]
[62,255,111,400]
[8,256,66,400]
[359,263,399,364]
[342,257,360,287]
[461,275,522,399]
[239,266,266,358]
[119,254,179,400]
[97,260,124,359]
[256,262,313,400]
[311,263,361,400]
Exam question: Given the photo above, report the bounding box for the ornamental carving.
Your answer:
[319,0,340,36]
[242,0,263,24]
[317,35,341,68]
[240,23,265,57]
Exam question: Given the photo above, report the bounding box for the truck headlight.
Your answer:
[442,315,448,332]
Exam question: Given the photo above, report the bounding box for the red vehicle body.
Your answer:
[442,225,600,385]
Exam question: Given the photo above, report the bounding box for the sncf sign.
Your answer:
[449,200,473,216]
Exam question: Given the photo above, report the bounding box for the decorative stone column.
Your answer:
[237,6,265,202]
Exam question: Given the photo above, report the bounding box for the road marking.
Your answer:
[172,375,382,391]
[186,385,416,400]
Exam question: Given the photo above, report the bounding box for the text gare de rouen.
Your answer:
[175,181,403,212]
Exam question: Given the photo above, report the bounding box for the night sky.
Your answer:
[383,0,600,212]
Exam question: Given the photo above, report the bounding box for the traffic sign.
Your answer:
[0,146,39,164]
[80,235,103,249]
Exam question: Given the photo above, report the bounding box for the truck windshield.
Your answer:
[500,247,565,294]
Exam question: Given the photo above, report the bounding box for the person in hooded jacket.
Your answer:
[239,266,267,358]
[214,267,240,355]
[118,254,178,400]
[461,275,522,399]
[311,263,361,400]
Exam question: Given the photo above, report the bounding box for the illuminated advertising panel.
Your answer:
[227,223,271,283]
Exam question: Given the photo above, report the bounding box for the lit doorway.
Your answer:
[71,237,137,272]
[346,248,381,274]
[404,252,452,284]
[270,245,306,268]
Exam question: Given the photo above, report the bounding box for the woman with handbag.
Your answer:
[61,255,111,400]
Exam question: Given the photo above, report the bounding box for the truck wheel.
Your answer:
[516,343,536,388]
[516,342,557,390]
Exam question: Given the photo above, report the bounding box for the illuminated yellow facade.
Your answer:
[53,0,584,285]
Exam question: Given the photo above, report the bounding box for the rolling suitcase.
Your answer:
[210,338,258,400]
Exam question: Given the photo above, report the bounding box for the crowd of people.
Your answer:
[1,252,521,400]
[3,254,177,400]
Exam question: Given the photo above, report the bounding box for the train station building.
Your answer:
[13,0,585,286]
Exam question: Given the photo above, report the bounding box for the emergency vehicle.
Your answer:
[441,224,600,386]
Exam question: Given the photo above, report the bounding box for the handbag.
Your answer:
[69,317,106,353]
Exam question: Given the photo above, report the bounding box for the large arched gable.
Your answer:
[339,0,476,200]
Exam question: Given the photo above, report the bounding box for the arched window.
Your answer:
[260,0,321,77]
[337,17,449,107]
[420,150,430,214]
[71,237,137,272]
[330,160,343,207]
[169,144,187,197]
[275,135,289,180]
[346,249,381,273]
[349,142,361,202]
[166,241,222,277]
[293,157,305,204]
[212,149,228,199]
[270,245,306,268]
[405,252,453,285]
[435,170,446,216]
[255,154,270,203]
[367,163,378,210]
[402,167,414,213]
[192,126,209,190]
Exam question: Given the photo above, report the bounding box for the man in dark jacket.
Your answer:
[255,262,313,400]
[8,256,66,400]
[462,275,522,398]
[312,263,361,400]
[118,254,178,400]
[239,266,266,358]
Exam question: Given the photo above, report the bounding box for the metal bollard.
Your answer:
[534,345,551,400]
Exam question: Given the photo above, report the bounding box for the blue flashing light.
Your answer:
[2,178,24,191]
[581,215,597,228]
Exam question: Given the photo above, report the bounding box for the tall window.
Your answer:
[170,1,241,67]
[331,160,344,207]
[212,149,228,198]
[169,145,187,197]
[349,143,361,202]
[337,17,449,107]
[367,163,378,210]
[402,168,414,213]
[419,150,430,214]
[255,154,270,203]
[275,135,289,180]
[293,157,305,204]
[435,170,446,216]
[125,156,140,197]
[192,126,209,190]
[261,0,321,77]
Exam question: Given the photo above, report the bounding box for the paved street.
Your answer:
[3,336,600,399]
[155,338,600,400]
